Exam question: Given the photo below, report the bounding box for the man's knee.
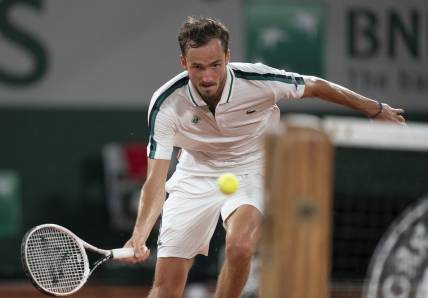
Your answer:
[225,237,255,264]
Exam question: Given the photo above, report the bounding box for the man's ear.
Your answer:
[180,54,187,70]
[226,49,231,64]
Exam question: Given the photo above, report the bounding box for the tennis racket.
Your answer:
[21,223,135,296]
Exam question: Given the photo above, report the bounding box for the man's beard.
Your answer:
[201,89,216,101]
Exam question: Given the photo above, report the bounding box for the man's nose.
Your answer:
[202,69,213,82]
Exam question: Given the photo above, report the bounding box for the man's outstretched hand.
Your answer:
[373,103,406,125]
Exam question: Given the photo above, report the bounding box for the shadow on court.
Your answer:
[0,283,150,298]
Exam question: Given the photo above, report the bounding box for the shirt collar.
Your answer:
[187,65,235,107]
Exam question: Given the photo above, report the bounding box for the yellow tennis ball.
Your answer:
[218,173,239,195]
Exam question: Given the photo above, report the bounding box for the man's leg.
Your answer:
[215,204,262,298]
[148,257,194,298]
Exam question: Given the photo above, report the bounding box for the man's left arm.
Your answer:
[302,76,406,124]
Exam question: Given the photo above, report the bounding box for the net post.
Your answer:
[261,122,334,298]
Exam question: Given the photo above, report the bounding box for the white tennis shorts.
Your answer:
[157,171,264,259]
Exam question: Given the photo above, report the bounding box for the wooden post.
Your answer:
[261,122,333,298]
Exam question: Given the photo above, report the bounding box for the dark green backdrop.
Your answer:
[0,108,149,280]
[1,107,427,282]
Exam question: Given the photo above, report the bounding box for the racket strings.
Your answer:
[25,227,87,294]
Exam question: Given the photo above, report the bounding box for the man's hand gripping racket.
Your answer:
[21,223,148,296]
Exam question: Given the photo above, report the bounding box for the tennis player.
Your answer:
[122,16,405,298]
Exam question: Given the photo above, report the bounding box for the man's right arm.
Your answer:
[123,158,170,263]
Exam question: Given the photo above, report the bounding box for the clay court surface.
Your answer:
[0,283,150,298]
[0,282,362,298]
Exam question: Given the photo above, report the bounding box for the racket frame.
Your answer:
[21,223,114,296]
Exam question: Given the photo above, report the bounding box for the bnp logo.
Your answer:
[347,9,424,60]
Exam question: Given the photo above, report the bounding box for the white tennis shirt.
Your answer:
[147,62,305,176]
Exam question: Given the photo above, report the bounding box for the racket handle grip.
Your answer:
[111,247,135,259]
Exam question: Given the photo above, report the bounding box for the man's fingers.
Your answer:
[134,244,150,260]
[142,246,150,258]
[120,239,149,263]
[137,245,150,259]
[134,245,143,258]
[398,115,406,125]
[116,256,136,264]
[395,108,405,115]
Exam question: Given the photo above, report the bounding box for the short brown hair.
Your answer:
[178,16,229,56]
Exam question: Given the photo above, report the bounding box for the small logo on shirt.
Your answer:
[191,115,200,124]
[246,109,256,115]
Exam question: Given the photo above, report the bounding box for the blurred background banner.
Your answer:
[0,0,243,108]
[2,0,426,111]
[326,0,428,112]
[245,2,325,77]
[245,0,427,112]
